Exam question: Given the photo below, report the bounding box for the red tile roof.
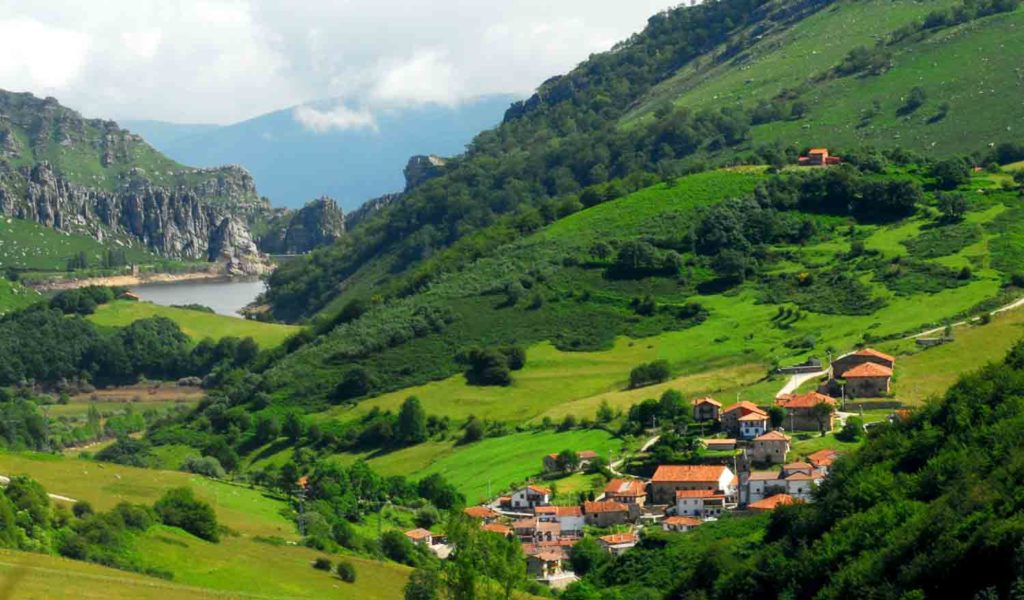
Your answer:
[754,431,791,442]
[784,461,813,471]
[785,472,815,481]
[692,396,722,407]
[481,523,512,536]
[854,348,896,363]
[604,478,646,497]
[464,506,499,519]
[556,506,583,517]
[739,412,769,422]
[842,362,893,378]
[722,401,766,416]
[599,533,637,545]
[584,500,629,514]
[776,392,837,409]
[748,494,795,511]
[807,449,840,467]
[748,471,784,481]
[652,465,728,483]
[809,148,828,154]
[405,528,433,540]
[703,438,737,446]
[523,484,551,495]
[675,489,720,499]
[663,516,702,527]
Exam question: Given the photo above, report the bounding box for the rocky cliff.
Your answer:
[0,90,271,275]
[259,196,346,254]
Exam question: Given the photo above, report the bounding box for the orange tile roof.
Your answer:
[748,471,784,481]
[854,348,896,363]
[556,506,583,517]
[404,528,433,540]
[692,396,722,407]
[531,550,566,562]
[604,478,646,497]
[785,472,815,481]
[748,494,795,511]
[776,392,837,409]
[809,148,828,154]
[652,465,728,483]
[842,362,893,378]
[663,516,702,527]
[754,431,790,442]
[702,438,737,445]
[524,484,551,495]
[722,401,766,416]
[675,489,720,499]
[513,518,537,530]
[599,533,637,545]
[739,413,769,422]
[481,523,512,536]
[584,500,629,514]
[464,506,499,519]
[807,449,840,467]
[784,461,813,471]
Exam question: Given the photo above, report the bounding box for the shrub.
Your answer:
[73,501,94,519]
[629,360,671,389]
[182,455,226,479]
[313,557,332,571]
[154,487,220,542]
[336,560,357,583]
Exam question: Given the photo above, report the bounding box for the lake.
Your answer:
[130,277,266,317]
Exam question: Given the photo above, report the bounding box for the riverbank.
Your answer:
[26,269,228,292]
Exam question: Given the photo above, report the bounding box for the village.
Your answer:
[402,347,899,588]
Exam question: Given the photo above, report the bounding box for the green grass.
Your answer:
[332,428,625,505]
[0,216,158,271]
[0,278,40,314]
[89,301,301,348]
[789,431,864,459]
[0,452,411,599]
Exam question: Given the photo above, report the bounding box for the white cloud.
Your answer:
[0,17,89,90]
[0,0,678,123]
[293,102,378,133]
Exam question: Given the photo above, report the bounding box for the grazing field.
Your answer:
[334,428,625,504]
[46,383,204,419]
[0,452,411,599]
[0,216,159,272]
[89,300,301,348]
[0,278,40,314]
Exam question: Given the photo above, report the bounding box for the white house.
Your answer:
[784,472,819,501]
[738,412,770,439]
[598,532,637,556]
[535,505,584,536]
[744,471,787,505]
[511,484,552,509]
[662,515,702,532]
[675,489,728,518]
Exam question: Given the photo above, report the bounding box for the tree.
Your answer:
[478,526,526,599]
[333,366,377,401]
[154,487,219,541]
[464,348,512,386]
[313,557,332,571]
[405,567,441,600]
[938,192,968,222]
[555,449,580,474]
[397,396,428,445]
[768,405,786,429]
[283,412,305,442]
[569,537,608,575]
[629,360,671,389]
[336,560,357,583]
[596,399,614,423]
[836,416,865,442]
[811,401,835,435]
[931,158,970,190]
[381,529,418,566]
[461,417,484,444]
[712,249,751,283]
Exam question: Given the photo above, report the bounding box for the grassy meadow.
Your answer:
[0,452,411,599]
[89,300,301,348]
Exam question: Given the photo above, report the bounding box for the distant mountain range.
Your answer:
[124,95,516,210]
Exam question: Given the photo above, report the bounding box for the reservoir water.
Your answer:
[129,277,266,317]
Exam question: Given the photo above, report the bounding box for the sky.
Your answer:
[0,0,677,126]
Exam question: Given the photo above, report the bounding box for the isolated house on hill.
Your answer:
[831,348,895,376]
[841,362,893,397]
[798,147,842,166]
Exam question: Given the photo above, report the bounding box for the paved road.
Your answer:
[0,474,76,503]
[607,434,660,480]
[908,295,1024,339]
[776,370,828,398]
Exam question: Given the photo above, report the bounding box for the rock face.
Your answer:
[0,90,271,275]
[259,196,346,254]
[403,155,447,191]
[346,193,401,230]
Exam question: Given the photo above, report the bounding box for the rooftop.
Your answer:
[464,506,499,519]
[748,471,784,481]
[853,348,896,363]
[599,533,637,545]
[723,400,766,416]
[692,396,722,407]
[604,478,646,497]
[776,392,837,409]
[405,528,433,540]
[663,515,703,527]
[842,362,894,378]
[754,431,791,442]
[584,500,629,514]
[748,494,796,511]
[652,464,728,483]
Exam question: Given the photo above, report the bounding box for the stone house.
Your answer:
[841,362,892,397]
[831,348,895,377]
[583,500,634,527]
[526,548,568,580]
[603,478,647,506]
[721,401,768,436]
[775,392,838,432]
[692,397,722,422]
[649,465,737,505]
[749,430,791,464]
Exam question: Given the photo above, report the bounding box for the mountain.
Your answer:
[124,95,517,210]
[0,90,272,275]
[117,119,219,149]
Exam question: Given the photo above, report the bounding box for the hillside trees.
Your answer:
[397,396,428,445]
[153,487,220,541]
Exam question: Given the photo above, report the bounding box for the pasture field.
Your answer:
[89,300,301,348]
[0,452,411,599]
